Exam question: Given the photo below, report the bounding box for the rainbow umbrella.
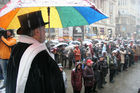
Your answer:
[0,0,108,29]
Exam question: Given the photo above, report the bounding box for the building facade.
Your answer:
[136,0,140,39]
[56,0,118,40]
[89,0,118,39]
[116,0,137,39]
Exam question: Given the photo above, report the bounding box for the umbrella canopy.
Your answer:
[0,0,108,29]
[58,38,64,42]
[53,42,68,48]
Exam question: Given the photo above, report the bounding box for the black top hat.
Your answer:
[17,11,49,35]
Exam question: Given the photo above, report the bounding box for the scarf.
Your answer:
[16,35,53,93]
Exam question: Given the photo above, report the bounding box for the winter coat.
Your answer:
[102,59,108,77]
[6,36,65,93]
[120,50,126,64]
[92,62,99,80]
[71,68,83,91]
[0,36,16,59]
[73,48,81,61]
[68,50,74,61]
[83,66,95,87]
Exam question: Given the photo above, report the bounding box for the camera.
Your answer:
[0,30,7,38]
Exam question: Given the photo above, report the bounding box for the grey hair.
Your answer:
[29,29,35,37]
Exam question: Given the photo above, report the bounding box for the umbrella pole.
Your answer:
[48,7,50,41]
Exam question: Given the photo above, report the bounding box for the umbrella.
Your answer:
[53,42,68,48]
[0,0,108,29]
[83,41,92,45]
[58,38,64,42]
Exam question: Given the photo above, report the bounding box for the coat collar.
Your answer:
[18,35,40,44]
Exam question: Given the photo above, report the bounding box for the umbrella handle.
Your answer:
[47,7,50,41]
[48,7,50,16]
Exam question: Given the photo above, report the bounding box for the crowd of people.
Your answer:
[51,39,140,93]
[0,10,140,93]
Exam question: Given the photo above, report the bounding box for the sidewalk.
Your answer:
[0,80,5,93]
[64,62,140,93]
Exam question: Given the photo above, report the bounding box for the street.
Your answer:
[65,61,140,93]
[0,62,140,93]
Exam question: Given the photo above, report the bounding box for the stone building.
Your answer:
[116,0,137,39]
[89,0,118,39]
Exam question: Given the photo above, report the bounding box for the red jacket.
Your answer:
[73,48,81,61]
[71,68,83,91]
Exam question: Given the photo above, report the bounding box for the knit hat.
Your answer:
[86,59,93,64]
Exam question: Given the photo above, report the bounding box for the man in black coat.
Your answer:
[6,11,65,93]
[97,56,104,89]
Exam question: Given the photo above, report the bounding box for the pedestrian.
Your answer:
[58,63,67,92]
[73,45,81,65]
[80,45,86,61]
[89,44,94,59]
[68,49,74,69]
[116,50,121,73]
[6,11,65,93]
[102,51,108,84]
[71,62,83,93]
[109,51,117,83]
[62,47,68,68]
[0,29,16,89]
[83,59,95,93]
[129,47,135,65]
[123,45,129,71]
[138,88,140,93]
[85,46,92,58]
[132,45,136,63]
[92,56,98,93]
[120,47,126,71]
[97,56,105,89]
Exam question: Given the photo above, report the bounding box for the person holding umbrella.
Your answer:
[6,11,65,93]
[0,29,16,89]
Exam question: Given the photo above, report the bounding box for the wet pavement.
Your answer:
[0,80,5,93]
[65,62,140,93]
[0,62,140,93]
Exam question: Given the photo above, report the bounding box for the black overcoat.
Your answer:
[6,42,65,93]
